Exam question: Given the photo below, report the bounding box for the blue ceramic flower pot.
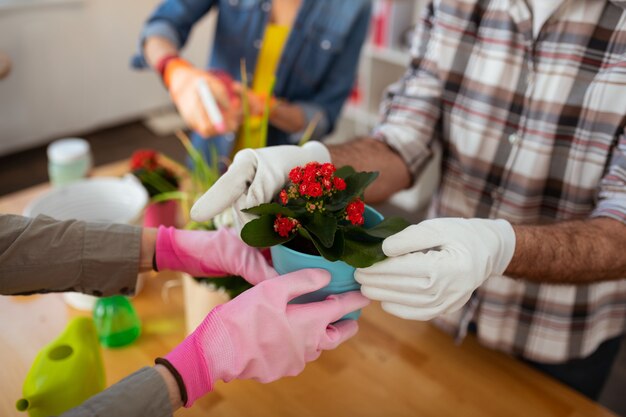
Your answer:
[270,206,384,320]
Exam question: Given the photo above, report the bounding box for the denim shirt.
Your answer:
[133,0,372,148]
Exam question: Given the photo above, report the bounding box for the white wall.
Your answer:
[0,0,216,156]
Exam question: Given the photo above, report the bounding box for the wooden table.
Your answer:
[0,161,617,417]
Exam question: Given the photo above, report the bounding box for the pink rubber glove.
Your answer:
[165,269,369,406]
[155,226,276,284]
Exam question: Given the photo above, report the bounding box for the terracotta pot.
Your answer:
[181,274,230,335]
[143,200,178,228]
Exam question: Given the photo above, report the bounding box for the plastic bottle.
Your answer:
[92,296,141,348]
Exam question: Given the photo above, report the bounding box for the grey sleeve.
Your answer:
[62,367,173,417]
[0,214,142,296]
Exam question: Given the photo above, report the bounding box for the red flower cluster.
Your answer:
[272,162,369,239]
[130,149,159,171]
[299,181,323,198]
[346,198,365,226]
[274,214,300,237]
[283,162,346,204]
[288,167,303,183]
[333,176,347,191]
[279,189,289,205]
[129,148,179,198]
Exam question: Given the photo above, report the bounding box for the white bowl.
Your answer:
[23,175,148,224]
[23,175,148,311]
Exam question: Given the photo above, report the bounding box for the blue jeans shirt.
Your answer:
[132,0,371,159]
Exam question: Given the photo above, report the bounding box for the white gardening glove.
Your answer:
[354,218,516,321]
[190,142,330,228]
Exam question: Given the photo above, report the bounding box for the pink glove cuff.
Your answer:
[155,226,226,276]
[165,307,234,407]
[155,226,181,272]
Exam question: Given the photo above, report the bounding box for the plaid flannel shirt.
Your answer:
[375,0,626,363]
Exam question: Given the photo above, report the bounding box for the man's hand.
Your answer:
[190,142,330,228]
[355,218,515,320]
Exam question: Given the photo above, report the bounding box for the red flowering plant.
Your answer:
[131,134,253,299]
[130,149,179,198]
[240,162,410,268]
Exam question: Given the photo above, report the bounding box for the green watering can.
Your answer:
[16,317,106,417]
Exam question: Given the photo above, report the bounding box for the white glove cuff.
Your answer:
[302,142,331,164]
[491,219,516,275]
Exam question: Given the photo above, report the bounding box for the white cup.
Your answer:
[47,138,93,187]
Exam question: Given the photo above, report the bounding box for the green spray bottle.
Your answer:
[16,316,105,417]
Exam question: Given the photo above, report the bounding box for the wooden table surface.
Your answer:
[0,161,617,417]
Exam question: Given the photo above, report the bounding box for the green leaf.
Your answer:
[240,59,251,148]
[288,197,308,210]
[240,215,294,247]
[242,203,295,217]
[179,132,215,189]
[151,191,189,204]
[299,227,343,262]
[325,171,380,212]
[345,171,379,198]
[298,112,322,146]
[174,131,220,201]
[339,216,411,267]
[138,170,178,196]
[361,216,411,239]
[334,165,356,179]
[185,220,215,231]
[289,205,308,216]
[342,225,383,243]
[304,212,337,248]
[342,238,386,268]
[325,195,349,212]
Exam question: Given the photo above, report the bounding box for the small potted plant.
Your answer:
[241,162,409,319]
[130,149,180,228]
[152,132,254,334]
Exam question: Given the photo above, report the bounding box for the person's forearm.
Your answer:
[269,101,306,133]
[506,217,626,283]
[328,137,412,203]
[61,367,177,417]
[144,36,179,70]
[139,228,157,272]
[0,215,141,296]
[154,364,183,410]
